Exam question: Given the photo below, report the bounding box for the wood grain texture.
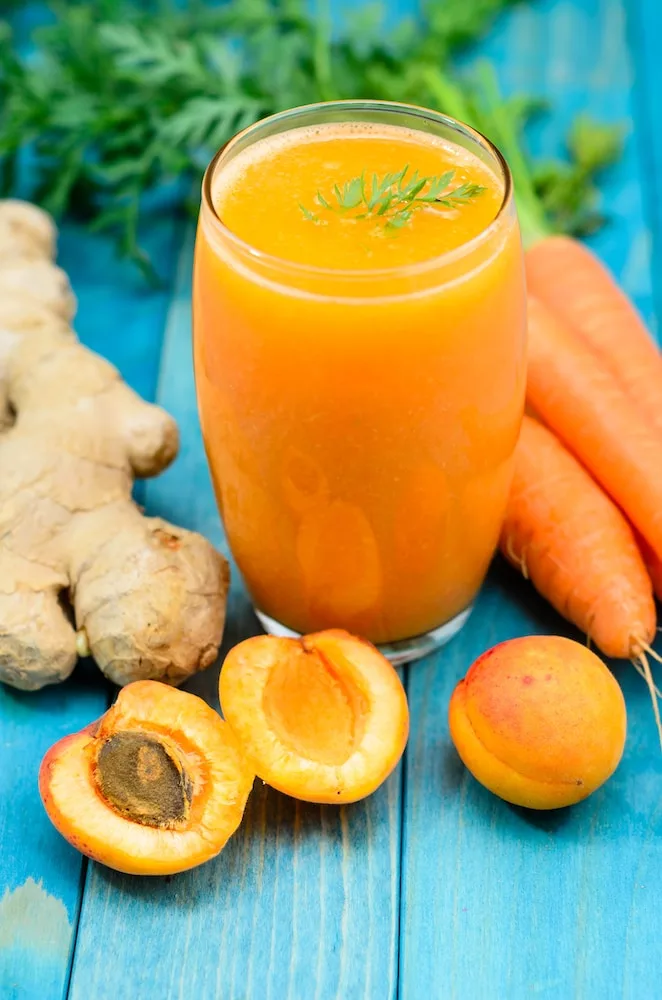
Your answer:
[2,2,662,998]
[0,203,182,1000]
[629,0,662,338]
[66,232,403,1000]
[399,2,662,998]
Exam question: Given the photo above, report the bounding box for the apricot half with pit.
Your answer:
[219,629,409,804]
[39,680,255,874]
[449,635,627,810]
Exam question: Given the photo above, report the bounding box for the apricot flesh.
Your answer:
[219,629,409,804]
[39,680,255,875]
[449,635,626,809]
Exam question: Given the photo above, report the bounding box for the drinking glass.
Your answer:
[193,101,526,663]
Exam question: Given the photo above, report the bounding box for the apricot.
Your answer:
[448,636,626,809]
[39,680,254,874]
[219,629,409,804]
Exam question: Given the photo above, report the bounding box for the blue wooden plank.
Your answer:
[66,229,403,1000]
[0,684,94,1000]
[628,0,662,341]
[57,219,182,402]
[480,0,656,326]
[613,1,662,993]
[399,2,662,998]
[6,2,661,998]
[0,207,181,999]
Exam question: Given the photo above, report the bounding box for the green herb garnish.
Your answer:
[301,167,486,232]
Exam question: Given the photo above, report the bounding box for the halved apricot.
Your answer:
[219,629,409,804]
[39,680,255,875]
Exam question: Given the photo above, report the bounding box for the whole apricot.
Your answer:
[448,635,626,809]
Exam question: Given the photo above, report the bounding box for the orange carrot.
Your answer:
[648,554,662,603]
[636,533,662,603]
[501,416,656,660]
[437,65,662,735]
[526,295,662,562]
[526,237,662,436]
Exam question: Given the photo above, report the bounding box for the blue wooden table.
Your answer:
[2,2,662,997]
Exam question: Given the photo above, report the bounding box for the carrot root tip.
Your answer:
[634,650,662,752]
[640,641,662,665]
[505,535,529,580]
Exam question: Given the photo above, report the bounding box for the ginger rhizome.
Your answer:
[0,200,229,690]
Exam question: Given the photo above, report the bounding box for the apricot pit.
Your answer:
[219,629,409,804]
[94,731,193,826]
[40,680,255,874]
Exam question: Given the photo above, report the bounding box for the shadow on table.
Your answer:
[89,773,391,906]
[436,740,575,835]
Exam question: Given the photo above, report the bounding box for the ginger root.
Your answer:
[0,199,229,690]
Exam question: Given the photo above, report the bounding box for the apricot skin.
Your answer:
[448,636,627,810]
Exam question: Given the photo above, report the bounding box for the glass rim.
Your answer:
[200,99,514,282]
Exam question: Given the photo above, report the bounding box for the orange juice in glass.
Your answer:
[194,101,526,662]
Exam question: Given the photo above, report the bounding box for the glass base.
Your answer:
[253,605,473,666]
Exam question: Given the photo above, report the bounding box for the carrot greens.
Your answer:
[300,167,486,231]
[0,0,621,275]
[416,63,625,246]
[0,0,527,275]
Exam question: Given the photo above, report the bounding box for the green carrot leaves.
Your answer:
[0,0,523,272]
[300,167,486,234]
[0,0,623,272]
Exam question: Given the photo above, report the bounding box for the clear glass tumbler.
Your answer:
[193,101,526,663]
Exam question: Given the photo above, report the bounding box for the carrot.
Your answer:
[526,295,662,562]
[428,65,662,730]
[636,533,662,603]
[526,236,662,436]
[501,416,656,660]
[648,554,662,603]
